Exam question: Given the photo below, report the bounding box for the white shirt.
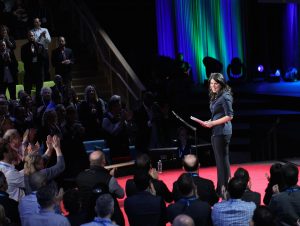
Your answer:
[31,27,51,49]
[0,161,25,201]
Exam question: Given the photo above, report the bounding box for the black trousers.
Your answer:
[211,134,231,194]
[0,82,16,100]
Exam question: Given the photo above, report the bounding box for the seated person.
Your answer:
[125,153,173,203]
[212,177,256,226]
[167,173,211,225]
[234,167,261,206]
[172,154,218,206]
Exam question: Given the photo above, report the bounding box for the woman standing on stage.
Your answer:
[199,73,234,195]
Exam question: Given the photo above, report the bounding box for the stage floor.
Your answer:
[117,160,300,226]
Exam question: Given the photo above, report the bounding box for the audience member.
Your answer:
[172,214,195,226]
[250,205,276,226]
[11,0,29,39]
[77,85,105,140]
[102,95,131,162]
[172,154,218,206]
[0,171,21,225]
[167,173,211,226]
[132,91,155,153]
[124,170,166,226]
[63,188,87,226]
[211,177,256,226]
[23,135,65,193]
[18,172,47,225]
[0,40,18,100]
[31,17,51,81]
[81,193,118,226]
[269,163,300,226]
[51,36,74,87]
[234,167,261,206]
[0,138,24,201]
[0,25,16,51]
[22,183,70,226]
[76,150,125,226]
[0,204,11,226]
[21,30,46,105]
[125,152,173,203]
[263,162,284,205]
[175,126,192,160]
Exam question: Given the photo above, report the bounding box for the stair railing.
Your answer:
[60,0,145,109]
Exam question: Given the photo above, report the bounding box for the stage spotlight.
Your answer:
[203,56,223,79]
[227,57,246,81]
[283,67,298,82]
[267,69,281,82]
[257,65,264,72]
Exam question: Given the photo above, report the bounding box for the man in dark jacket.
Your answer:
[76,150,125,226]
[21,30,46,104]
[51,36,74,88]
[172,154,219,206]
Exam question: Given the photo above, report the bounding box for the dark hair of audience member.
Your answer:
[36,182,57,209]
[63,188,81,215]
[177,173,195,197]
[29,172,47,191]
[135,153,151,171]
[281,163,299,187]
[95,193,114,218]
[252,206,276,226]
[183,155,199,172]
[228,177,247,199]
[234,167,250,186]
[133,170,151,191]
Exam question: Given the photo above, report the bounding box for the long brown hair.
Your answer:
[208,73,232,102]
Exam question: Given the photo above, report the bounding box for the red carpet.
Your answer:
[116,162,300,226]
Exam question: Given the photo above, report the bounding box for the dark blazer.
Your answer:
[269,185,300,226]
[124,190,166,226]
[126,178,173,203]
[241,189,261,206]
[0,191,21,225]
[0,49,18,82]
[167,196,212,226]
[51,47,74,77]
[173,173,219,206]
[21,41,45,74]
[210,91,233,136]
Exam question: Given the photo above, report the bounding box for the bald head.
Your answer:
[173,214,195,226]
[183,154,199,172]
[89,150,106,167]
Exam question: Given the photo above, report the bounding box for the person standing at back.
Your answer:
[51,36,74,88]
[21,30,46,105]
[31,17,51,81]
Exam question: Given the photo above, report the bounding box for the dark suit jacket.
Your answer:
[269,185,300,226]
[167,196,212,226]
[0,49,18,82]
[241,189,261,206]
[173,173,219,206]
[124,190,166,226]
[21,41,45,75]
[126,178,173,203]
[0,191,21,225]
[51,47,74,78]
